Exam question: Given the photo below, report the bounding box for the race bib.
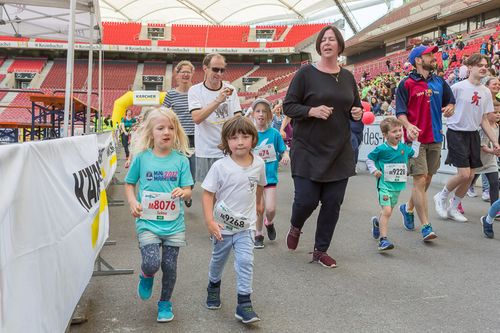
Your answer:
[141,191,180,221]
[213,201,250,231]
[254,144,277,162]
[384,163,407,182]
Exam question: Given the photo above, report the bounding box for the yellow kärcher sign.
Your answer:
[133,90,160,105]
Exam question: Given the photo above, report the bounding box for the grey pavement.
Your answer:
[70,160,500,333]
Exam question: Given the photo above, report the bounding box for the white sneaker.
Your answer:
[466,187,477,198]
[433,193,448,219]
[482,192,490,202]
[447,207,468,222]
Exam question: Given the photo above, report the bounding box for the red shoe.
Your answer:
[286,225,302,250]
[310,250,337,268]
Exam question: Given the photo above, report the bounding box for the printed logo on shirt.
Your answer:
[416,89,440,98]
[383,195,389,201]
[471,92,481,106]
[146,170,178,181]
[214,103,229,119]
[248,176,259,193]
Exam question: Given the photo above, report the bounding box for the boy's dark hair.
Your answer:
[380,116,403,134]
[218,115,258,155]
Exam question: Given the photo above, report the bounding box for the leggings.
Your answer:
[121,132,130,158]
[290,176,348,252]
[140,244,179,301]
[472,172,499,205]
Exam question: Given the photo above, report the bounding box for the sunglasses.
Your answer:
[210,67,226,73]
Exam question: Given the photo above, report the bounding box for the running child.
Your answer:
[201,116,266,324]
[366,117,416,251]
[124,107,193,322]
[250,98,290,248]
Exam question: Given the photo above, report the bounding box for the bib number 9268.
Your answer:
[218,213,245,229]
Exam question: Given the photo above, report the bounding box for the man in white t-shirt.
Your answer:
[434,53,499,222]
[188,53,242,182]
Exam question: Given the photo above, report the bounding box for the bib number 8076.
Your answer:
[148,200,176,211]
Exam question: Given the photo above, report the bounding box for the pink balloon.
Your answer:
[361,101,371,113]
[362,111,375,125]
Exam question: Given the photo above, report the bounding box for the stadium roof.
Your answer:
[99,0,386,26]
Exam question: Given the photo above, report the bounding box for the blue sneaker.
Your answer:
[157,301,174,322]
[206,284,221,309]
[137,274,154,301]
[378,238,394,251]
[399,203,415,230]
[371,216,380,239]
[235,303,260,324]
[481,216,494,238]
[421,224,437,241]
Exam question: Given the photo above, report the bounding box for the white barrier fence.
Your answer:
[358,117,456,185]
[0,132,116,332]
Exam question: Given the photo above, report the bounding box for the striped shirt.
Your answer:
[163,89,194,135]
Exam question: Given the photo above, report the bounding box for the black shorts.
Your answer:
[445,129,482,168]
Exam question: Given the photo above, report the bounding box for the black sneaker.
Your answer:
[254,235,265,249]
[206,285,221,309]
[481,216,494,238]
[184,199,192,208]
[235,302,260,324]
[265,223,276,241]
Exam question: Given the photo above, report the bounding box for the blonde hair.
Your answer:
[380,116,403,134]
[131,106,190,156]
[175,60,194,73]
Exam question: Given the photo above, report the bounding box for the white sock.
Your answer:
[440,186,450,200]
[451,196,461,209]
[486,215,494,224]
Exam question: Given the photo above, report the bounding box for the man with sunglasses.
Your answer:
[434,53,499,222]
[188,53,242,182]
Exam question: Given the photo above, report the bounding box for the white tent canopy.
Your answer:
[0,0,101,42]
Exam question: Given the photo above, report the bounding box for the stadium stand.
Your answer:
[249,64,300,82]
[143,61,166,75]
[102,22,151,46]
[8,58,47,73]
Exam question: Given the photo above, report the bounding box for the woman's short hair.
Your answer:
[218,116,258,155]
[315,25,345,56]
[175,60,194,73]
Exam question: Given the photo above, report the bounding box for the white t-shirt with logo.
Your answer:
[188,82,242,158]
[202,155,267,235]
[447,80,494,131]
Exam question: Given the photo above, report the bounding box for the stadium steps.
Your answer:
[278,25,293,42]
[242,65,260,78]
[29,61,53,89]
[139,24,148,39]
[133,63,144,90]
[164,25,172,40]
[165,64,173,91]
[0,59,14,74]
[247,27,257,42]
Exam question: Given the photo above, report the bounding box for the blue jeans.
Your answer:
[208,230,254,295]
[488,199,500,219]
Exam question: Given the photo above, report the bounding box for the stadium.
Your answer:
[1,0,499,332]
